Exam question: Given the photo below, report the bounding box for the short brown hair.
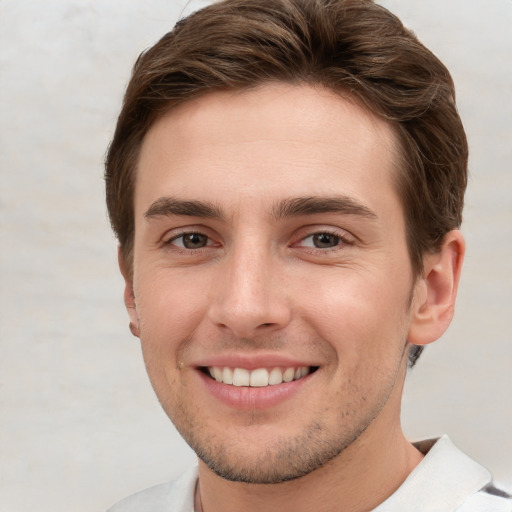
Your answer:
[105,0,468,366]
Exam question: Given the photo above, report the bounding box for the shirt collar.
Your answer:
[372,435,492,512]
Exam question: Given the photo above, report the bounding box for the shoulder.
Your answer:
[457,485,512,512]
[106,466,198,512]
[374,436,511,512]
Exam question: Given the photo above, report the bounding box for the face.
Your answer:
[127,83,420,483]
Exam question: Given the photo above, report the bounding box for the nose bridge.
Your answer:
[208,234,290,336]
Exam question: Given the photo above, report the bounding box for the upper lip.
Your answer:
[193,353,320,370]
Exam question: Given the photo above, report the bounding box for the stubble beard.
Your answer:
[145,292,413,485]
[190,417,373,484]
[161,368,400,485]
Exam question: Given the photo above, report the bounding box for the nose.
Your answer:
[207,241,292,338]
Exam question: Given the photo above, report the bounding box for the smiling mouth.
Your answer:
[202,366,318,387]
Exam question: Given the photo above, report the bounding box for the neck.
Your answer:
[196,363,423,512]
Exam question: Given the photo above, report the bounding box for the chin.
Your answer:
[184,418,370,484]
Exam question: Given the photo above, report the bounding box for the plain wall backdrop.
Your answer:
[0,1,511,510]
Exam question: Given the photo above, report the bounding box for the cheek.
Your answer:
[133,272,210,386]
[136,268,207,333]
[134,279,197,409]
[300,270,410,359]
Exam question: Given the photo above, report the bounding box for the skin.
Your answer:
[120,83,464,512]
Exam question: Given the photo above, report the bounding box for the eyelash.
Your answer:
[162,228,353,254]
[163,231,215,251]
[293,229,353,252]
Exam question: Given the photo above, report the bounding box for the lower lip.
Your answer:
[197,370,311,410]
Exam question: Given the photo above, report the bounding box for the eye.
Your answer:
[299,232,343,249]
[167,232,211,249]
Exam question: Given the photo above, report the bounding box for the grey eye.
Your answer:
[180,233,209,249]
[312,233,340,248]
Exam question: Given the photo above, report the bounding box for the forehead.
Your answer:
[135,83,401,217]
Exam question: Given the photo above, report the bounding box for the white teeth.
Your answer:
[250,368,269,387]
[268,367,283,385]
[282,367,295,382]
[232,368,250,387]
[222,367,233,385]
[208,366,312,387]
[213,367,223,382]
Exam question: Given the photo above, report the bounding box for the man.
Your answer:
[105,0,511,510]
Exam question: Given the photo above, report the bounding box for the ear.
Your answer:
[118,246,140,338]
[408,230,465,346]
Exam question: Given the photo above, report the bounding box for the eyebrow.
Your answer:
[143,195,377,222]
[271,196,377,220]
[144,196,224,220]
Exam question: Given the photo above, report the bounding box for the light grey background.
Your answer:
[0,1,510,511]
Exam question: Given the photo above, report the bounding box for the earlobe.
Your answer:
[118,246,140,338]
[408,230,465,346]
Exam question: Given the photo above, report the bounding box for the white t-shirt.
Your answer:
[107,435,511,512]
